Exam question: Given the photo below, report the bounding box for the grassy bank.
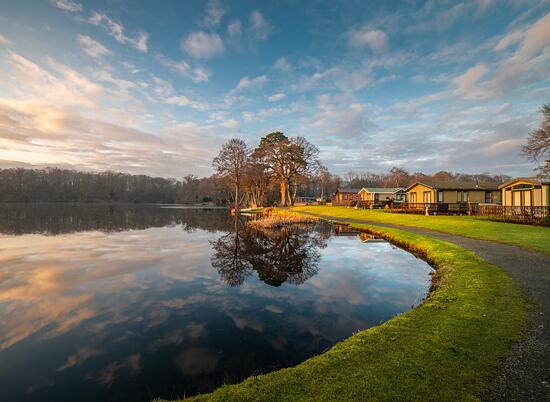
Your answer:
[162,218,526,401]
[292,205,550,254]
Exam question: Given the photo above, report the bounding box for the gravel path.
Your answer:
[302,212,550,401]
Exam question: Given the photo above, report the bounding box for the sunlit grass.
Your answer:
[292,205,550,254]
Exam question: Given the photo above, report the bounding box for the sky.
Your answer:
[0,0,549,179]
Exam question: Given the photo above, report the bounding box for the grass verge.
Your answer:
[161,213,526,401]
[291,205,550,254]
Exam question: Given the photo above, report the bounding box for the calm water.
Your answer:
[0,204,433,401]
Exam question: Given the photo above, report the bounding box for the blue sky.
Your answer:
[0,0,549,178]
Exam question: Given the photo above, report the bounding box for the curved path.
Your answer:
[301,212,550,401]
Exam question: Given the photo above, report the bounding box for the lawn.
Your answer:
[291,205,550,254]
[160,221,526,401]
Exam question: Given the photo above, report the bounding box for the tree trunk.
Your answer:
[280,180,287,207]
[235,182,239,213]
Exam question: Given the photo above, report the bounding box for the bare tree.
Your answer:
[386,167,410,188]
[212,138,249,212]
[242,155,270,209]
[522,104,550,175]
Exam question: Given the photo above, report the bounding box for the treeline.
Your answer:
[0,164,511,205]
[0,168,186,204]
[341,167,511,189]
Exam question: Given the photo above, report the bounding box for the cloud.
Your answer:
[274,57,291,72]
[249,10,272,40]
[0,34,12,46]
[89,12,148,52]
[4,50,103,108]
[309,98,375,143]
[164,95,210,111]
[77,35,111,58]
[219,119,239,129]
[0,101,225,177]
[227,19,242,38]
[202,0,226,28]
[93,70,136,91]
[347,28,387,51]
[452,63,488,98]
[50,0,82,13]
[181,31,224,59]
[267,93,285,102]
[486,12,550,96]
[58,347,103,371]
[231,75,267,93]
[94,354,141,385]
[156,55,211,83]
[494,29,523,51]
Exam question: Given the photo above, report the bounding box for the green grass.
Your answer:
[160,221,526,401]
[291,205,550,254]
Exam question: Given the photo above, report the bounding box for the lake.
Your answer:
[0,204,434,401]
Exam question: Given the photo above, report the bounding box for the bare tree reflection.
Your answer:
[210,220,331,287]
[210,219,253,286]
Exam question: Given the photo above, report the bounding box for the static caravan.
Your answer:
[332,188,361,206]
[358,187,406,205]
[499,178,550,207]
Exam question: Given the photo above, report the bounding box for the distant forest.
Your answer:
[0,167,511,204]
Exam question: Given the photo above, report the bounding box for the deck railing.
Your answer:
[387,202,476,214]
[476,204,549,222]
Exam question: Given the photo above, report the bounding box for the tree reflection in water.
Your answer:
[210,219,332,287]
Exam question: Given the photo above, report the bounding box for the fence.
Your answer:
[387,202,475,215]
[476,204,550,223]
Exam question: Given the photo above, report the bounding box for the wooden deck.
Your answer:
[476,204,550,223]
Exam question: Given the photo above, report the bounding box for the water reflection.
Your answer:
[0,206,433,402]
[211,221,331,287]
[0,203,231,235]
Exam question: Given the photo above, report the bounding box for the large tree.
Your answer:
[212,138,249,212]
[242,155,270,209]
[522,104,550,175]
[254,132,320,206]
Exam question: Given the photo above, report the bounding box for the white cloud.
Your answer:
[227,20,242,38]
[0,101,225,177]
[494,29,523,51]
[4,50,103,108]
[308,98,375,144]
[50,0,82,13]
[181,31,224,59]
[249,10,272,40]
[219,119,239,129]
[164,95,210,111]
[77,35,111,59]
[89,12,149,52]
[156,55,211,83]
[231,75,267,93]
[208,111,227,121]
[274,57,291,72]
[489,12,550,95]
[347,28,387,51]
[242,111,254,123]
[93,70,136,91]
[267,93,286,102]
[203,0,226,28]
[452,63,488,97]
